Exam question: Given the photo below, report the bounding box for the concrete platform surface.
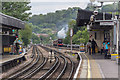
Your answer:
[87,53,118,79]
[0,55,23,64]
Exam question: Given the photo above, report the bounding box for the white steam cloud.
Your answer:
[57,24,68,39]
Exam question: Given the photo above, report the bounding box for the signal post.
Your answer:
[70,28,73,52]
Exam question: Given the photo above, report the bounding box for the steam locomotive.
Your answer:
[53,39,63,47]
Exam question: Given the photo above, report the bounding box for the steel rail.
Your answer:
[23,57,47,79]
[46,61,61,79]
[39,45,75,80]
[66,56,74,80]
[21,46,47,79]
[4,46,35,79]
[56,55,68,80]
[8,46,39,79]
[38,56,59,80]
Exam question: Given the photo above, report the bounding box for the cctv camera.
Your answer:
[93,10,98,15]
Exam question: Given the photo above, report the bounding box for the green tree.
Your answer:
[32,33,40,44]
[101,3,118,12]
[63,31,70,44]
[63,20,76,44]
[29,7,80,32]
[39,36,50,44]
[72,28,89,44]
[2,2,31,21]
[20,24,32,46]
[85,3,96,11]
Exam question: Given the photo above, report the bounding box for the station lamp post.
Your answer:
[118,7,120,64]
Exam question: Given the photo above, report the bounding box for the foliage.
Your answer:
[86,2,119,15]
[29,7,80,44]
[20,24,32,46]
[32,33,40,44]
[72,28,89,45]
[2,2,31,21]
[68,19,76,29]
[63,20,76,44]
[86,3,96,11]
[39,36,50,44]
[63,31,70,44]
[29,7,80,32]
[64,20,89,45]
[101,3,118,12]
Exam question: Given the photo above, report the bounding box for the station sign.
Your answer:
[70,28,73,37]
[100,21,114,26]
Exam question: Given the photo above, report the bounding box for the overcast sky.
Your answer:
[29,0,113,15]
[30,0,91,15]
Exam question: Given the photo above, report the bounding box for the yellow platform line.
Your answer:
[111,54,118,56]
[116,57,120,58]
[83,53,91,78]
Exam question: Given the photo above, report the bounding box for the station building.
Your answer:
[76,9,120,57]
[0,12,25,55]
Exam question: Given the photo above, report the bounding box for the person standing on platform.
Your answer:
[14,38,19,55]
[23,46,26,55]
[91,39,97,55]
[103,41,110,59]
[87,40,92,55]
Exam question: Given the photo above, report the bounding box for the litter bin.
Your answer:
[80,43,85,52]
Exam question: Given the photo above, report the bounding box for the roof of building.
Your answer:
[0,12,25,29]
[36,33,49,37]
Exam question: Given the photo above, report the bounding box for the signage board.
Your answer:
[100,21,114,26]
[70,28,73,37]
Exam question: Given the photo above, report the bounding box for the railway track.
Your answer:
[5,45,79,80]
[7,46,47,79]
[52,46,80,51]
[2,46,35,79]
[38,45,75,80]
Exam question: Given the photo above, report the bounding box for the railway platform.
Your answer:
[0,54,26,73]
[79,52,119,79]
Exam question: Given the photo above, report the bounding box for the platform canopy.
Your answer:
[76,9,112,26]
[0,12,25,29]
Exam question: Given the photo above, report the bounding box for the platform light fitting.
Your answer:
[93,10,98,15]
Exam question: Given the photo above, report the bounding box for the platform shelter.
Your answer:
[0,12,25,55]
[76,9,120,63]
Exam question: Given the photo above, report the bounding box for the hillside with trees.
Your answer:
[29,7,81,44]
[86,2,119,14]
[29,7,80,33]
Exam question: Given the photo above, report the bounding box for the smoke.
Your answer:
[57,24,68,39]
